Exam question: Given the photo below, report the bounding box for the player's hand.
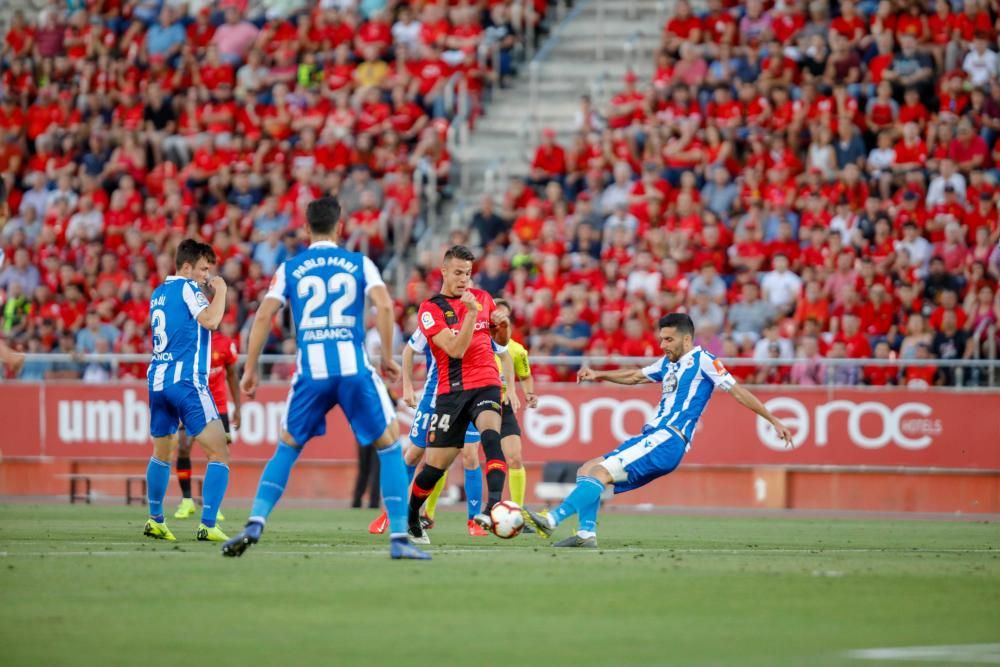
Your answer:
[772,420,794,448]
[577,367,597,383]
[490,309,509,327]
[231,406,241,431]
[525,392,538,409]
[460,289,478,311]
[240,367,259,399]
[380,356,401,384]
[402,385,417,408]
[208,275,228,294]
[508,391,521,413]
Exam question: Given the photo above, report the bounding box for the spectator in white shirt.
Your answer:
[926,158,967,207]
[65,196,104,243]
[963,35,999,88]
[625,251,662,299]
[761,254,803,315]
[895,220,933,273]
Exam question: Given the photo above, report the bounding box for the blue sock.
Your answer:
[249,441,301,522]
[406,463,417,486]
[376,441,410,536]
[577,477,601,534]
[200,461,229,528]
[146,456,170,522]
[464,467,483,519]
[552,476,605,527]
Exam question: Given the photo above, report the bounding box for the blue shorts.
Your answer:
[409,392,480,449]
[283,368,395,447]
[149,380,220,439]
[600,427,687,494]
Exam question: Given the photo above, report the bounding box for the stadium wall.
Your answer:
[1,383,998,513]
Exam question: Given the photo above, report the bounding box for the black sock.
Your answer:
[409,465,445,530]
[176,456,192,499]
[481,429,506,513]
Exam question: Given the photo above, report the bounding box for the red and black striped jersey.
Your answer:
[417,288,501,395]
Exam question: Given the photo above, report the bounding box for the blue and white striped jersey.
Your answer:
[147,276,212,390]
[640,346,737,445]
[265,241,383,380]
[407,330,438,402]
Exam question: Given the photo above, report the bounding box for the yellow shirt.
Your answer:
[496,338,531,402]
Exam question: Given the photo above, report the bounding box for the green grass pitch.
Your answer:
[1,504,998,667]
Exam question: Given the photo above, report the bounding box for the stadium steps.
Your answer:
[438,0,665,238]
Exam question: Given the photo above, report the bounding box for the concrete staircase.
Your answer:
[438,0,668,234]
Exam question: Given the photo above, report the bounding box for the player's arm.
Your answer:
[225,363,242,430]
[727,384,793,447]
[368,283,400,383]
[241,296,283,398]
[429,292,479,359]
[498,348,520,412]
[401,343,418,408]
[577,367,652,385]
[196,276,228,330]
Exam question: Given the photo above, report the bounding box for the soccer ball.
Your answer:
[489,500,525,539]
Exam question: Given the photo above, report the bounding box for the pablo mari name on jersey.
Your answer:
[290,254,365,343]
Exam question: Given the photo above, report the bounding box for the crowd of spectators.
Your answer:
[0,0,543,381]
[454,0,1000,387]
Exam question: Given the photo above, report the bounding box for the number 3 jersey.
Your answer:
[265,240,384,380]
[147,276,212,390]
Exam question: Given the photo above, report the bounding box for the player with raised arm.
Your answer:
[407,245,510,544]
[522,313,794,547]
[222,196,429,560]
[144,239,232,542]
[173,317,241,520]
[368,328,491,537]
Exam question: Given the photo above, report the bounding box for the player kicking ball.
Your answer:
[368,328,491,537]
[522,313,793,547]
[144,240,232,542]
[406,245,511,544]
[222,197,428,560]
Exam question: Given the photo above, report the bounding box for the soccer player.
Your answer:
[173,319,241,520]
[522,313,794,547]
[407,245,509,544]
[222,197,429,560]
[368,328,491,537]
[144,240,231,542]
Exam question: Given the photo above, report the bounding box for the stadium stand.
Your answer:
[0,0,998,389]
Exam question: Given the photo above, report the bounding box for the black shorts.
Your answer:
[429,386,502,448]
[501,400,521,439]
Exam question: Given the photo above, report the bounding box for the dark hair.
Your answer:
[306,196,342,235]
[175,239,216,271]
[443,245,475,263]
[658,312,695,336]
[494,297,511,312]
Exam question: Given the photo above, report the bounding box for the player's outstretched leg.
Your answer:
[376,440,430,560]
[369,444,422,535]
[408,464,446,544]
[222,439,301,557]
[524,475,607,540]
[552,478,600,547]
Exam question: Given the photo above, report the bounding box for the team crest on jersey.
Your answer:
[475,302,483,311]
[421,311,435,329]
[663,373,679,393]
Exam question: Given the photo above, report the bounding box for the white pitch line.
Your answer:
[0,546,997,558]
[846,643,1000,664]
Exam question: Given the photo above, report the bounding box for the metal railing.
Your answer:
[8,353,998,388]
